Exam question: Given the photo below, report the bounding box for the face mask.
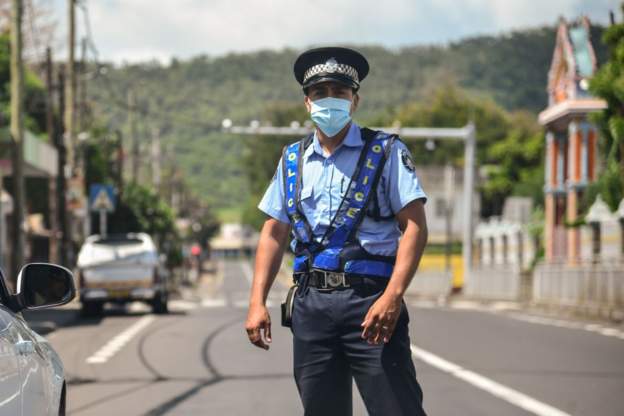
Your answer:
[310,97,352,138]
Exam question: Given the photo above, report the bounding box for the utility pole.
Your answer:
[114,129,124,193]
[444,163,455,273]
[128,90,139,182]
[57,68,69,267]
[45,47,59,264]
[79,37,88,133]
[65,0,77,170]
[151,126,162,190]
[79,36,90,238]
[10,0,26,281]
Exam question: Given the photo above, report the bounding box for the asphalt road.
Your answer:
[39,259,624,415]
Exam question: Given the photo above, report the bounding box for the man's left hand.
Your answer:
[361,293,402,344]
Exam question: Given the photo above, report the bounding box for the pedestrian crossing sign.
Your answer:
[89,184,116,212]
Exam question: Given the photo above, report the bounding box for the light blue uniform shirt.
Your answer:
[258,123,427,256]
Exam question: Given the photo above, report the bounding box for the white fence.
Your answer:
[533,261,624,318]
[466,265,526,301]
[405,270,453,298]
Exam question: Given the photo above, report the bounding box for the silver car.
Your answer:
[0,263,76,416]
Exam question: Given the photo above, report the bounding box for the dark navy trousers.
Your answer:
[291,282,428,416]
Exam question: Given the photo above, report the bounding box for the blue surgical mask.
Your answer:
[310,97,352,138]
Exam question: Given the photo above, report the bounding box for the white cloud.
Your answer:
[47,0,618,63]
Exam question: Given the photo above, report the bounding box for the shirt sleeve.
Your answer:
[384,139,428,214]
[257,157,290,224]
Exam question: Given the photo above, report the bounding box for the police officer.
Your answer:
[246,46,429,416]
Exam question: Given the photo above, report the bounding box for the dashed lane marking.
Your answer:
[86,315,155,364]
[168,300,199,311]
[240,260,254,286]
[411,345,572,416]
[200,298,228,308]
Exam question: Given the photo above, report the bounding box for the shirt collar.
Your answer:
[304,122,363,160]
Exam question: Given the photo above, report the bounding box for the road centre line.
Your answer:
[410,345,572,416]
[86,315,155,364]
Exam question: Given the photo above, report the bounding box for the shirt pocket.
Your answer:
[299,184,315,210]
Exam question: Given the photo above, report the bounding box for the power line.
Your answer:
[76,0,98,61]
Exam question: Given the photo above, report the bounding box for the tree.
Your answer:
[0,32,46,134]
[241,102,307,229]
[482,111,544,212]
[588,16,624,210]
[391,85,544,217]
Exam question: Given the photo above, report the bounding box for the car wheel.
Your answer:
[59,383,66,416]
[81,301,103,317]
[151,290,168,314]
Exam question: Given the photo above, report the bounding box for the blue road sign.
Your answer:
[89,184,116,212]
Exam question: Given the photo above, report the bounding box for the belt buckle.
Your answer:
[324,271,348,289]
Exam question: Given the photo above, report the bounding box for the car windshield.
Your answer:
[93,237,143,245]
[78,235,156,267]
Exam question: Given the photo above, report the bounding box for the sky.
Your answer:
[46,0,620,64]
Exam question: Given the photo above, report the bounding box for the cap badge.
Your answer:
[325,58,338,73]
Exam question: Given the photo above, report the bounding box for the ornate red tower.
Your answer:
[538,17,607,264]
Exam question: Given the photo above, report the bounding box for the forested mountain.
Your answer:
[87,24,608,217]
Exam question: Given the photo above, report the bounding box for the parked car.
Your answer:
[77,233,169,316]
[0,262,76,416]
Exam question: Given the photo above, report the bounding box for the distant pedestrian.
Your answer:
[246,46,429,415]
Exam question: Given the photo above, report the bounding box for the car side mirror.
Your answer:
[15,263,76,311]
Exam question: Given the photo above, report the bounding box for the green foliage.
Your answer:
[107,182,183,267]
[589,20,624,210]
[110,182,177,239]
[0,34,47,134]
[483,111,544,210]
[86,25,608,218]
[385,86,545,217]
[240,102,305,228]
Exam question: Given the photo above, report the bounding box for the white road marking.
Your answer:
[168,300,198,311]
[240,260,254,285]
[199,297,281,309]
[410,345,572,416]
[411,300,624,342]
[86,315,155,364]
[510,314,624,341]
[127,302,151,313]
[200,298,227,308]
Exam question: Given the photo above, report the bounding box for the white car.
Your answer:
[0,263,76,416]
[77,233,169,316]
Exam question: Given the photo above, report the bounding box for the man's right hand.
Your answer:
[245,303,272,350]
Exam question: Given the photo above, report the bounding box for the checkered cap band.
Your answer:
[303,61,359,84]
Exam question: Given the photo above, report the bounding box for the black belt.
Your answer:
[294,269,389,290]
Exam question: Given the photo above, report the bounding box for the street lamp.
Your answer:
[221,118,232,129]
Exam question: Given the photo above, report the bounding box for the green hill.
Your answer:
[87,24,608,215]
